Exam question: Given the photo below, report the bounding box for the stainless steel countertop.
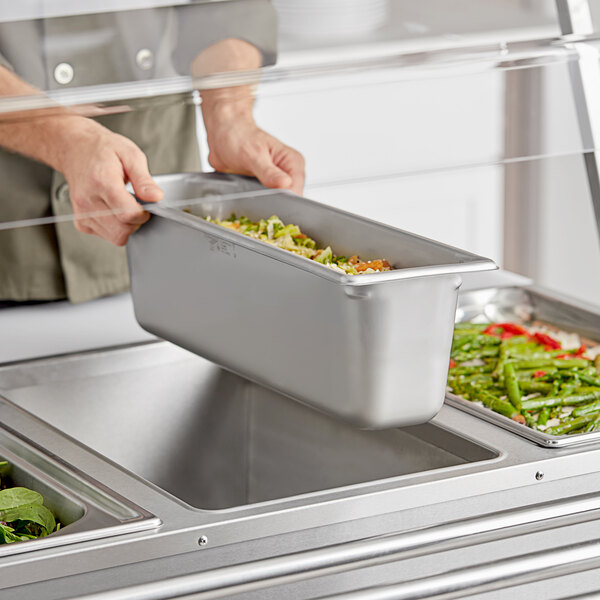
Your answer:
[6,268,600,600]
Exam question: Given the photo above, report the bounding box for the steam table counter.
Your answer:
[2,271,600,599]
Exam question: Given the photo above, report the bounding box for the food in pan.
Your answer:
[0,460,60,544]
[447,321,600,435]
[204,214,393,274]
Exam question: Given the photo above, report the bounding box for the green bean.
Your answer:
[578,373,600,387]
[516,368,559,380]
[573,386,600,396]
[449,364,494,376]
[505,343,540,356]
[523,411,537,428]
[595,355,600,375]
[454,323,490,332]
[452,348,501,363]
[522,390,600,410]
[572,400,600,417]
[518,381,554,394]
[509,349,575,360]
[451,334,478,352]
[543,382,576,405]
[477,389,524,423]
[584,414,600,433]
[503,363,522,410]
[545,412,600,435]
[536,408,550,427]
[450,374,493,384]
[558,383,576,396]
[511,358,590,370]
[493,338,525,379]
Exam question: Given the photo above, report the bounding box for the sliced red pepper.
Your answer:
[449,359,457,369]
[501,323,529,335]
[576,345,587,357]
[533,370,547,378]
[531,332,561,349]
[482,323,528,337]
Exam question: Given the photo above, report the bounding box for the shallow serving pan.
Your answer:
[448,285,600,447]
[127,172,496,429]
[0,406,160,557]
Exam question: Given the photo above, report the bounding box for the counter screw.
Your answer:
[535,471,544,481]
[198,535,208,547]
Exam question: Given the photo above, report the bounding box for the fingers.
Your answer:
[243,134,305,195]
[247,148,293,191]
[118,145,164,203]
[73,197,148,246]
[75,215,146,247]
[102,143,162,240]
[71,161,151,246]
[276,147,305,195]
[62,127,160,246]
[206,118,306,195]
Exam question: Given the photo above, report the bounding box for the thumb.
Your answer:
[249,151,293,190]
[121,148,164,203]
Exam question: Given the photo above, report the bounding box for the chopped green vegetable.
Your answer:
[447,321,600,437]
[202,213,393,275]
[0,461,60,544]
[314,246,333,265]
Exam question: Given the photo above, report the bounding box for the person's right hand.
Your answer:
[57,118,163,246]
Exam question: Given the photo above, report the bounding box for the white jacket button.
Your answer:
[136,48,154,71]
[53,62,74,85]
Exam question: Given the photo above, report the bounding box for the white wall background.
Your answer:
[254,65,505,265]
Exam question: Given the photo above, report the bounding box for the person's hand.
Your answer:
[194,39,305,195]
[204,108,305,195]
[56,118,163,246]
[0,67,162,246]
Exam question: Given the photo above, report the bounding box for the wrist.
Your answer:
[201,87,255,125]
[45,116,105,174]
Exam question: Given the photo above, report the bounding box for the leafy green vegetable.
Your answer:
[0,523,29,543]
[0,487,43,511]
[0,466,59,544]
[1,503,56,535]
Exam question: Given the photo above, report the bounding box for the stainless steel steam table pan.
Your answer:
[127,172,496,429]
[0,409,160,557]
[447,285,600,447]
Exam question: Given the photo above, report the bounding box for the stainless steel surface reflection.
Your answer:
[0,342,494,510]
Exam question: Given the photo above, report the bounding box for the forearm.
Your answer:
[0,67,97,173]
[193,38,261,126]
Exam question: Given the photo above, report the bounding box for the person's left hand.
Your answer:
[203,109,305,196]
[194,39,305,194]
